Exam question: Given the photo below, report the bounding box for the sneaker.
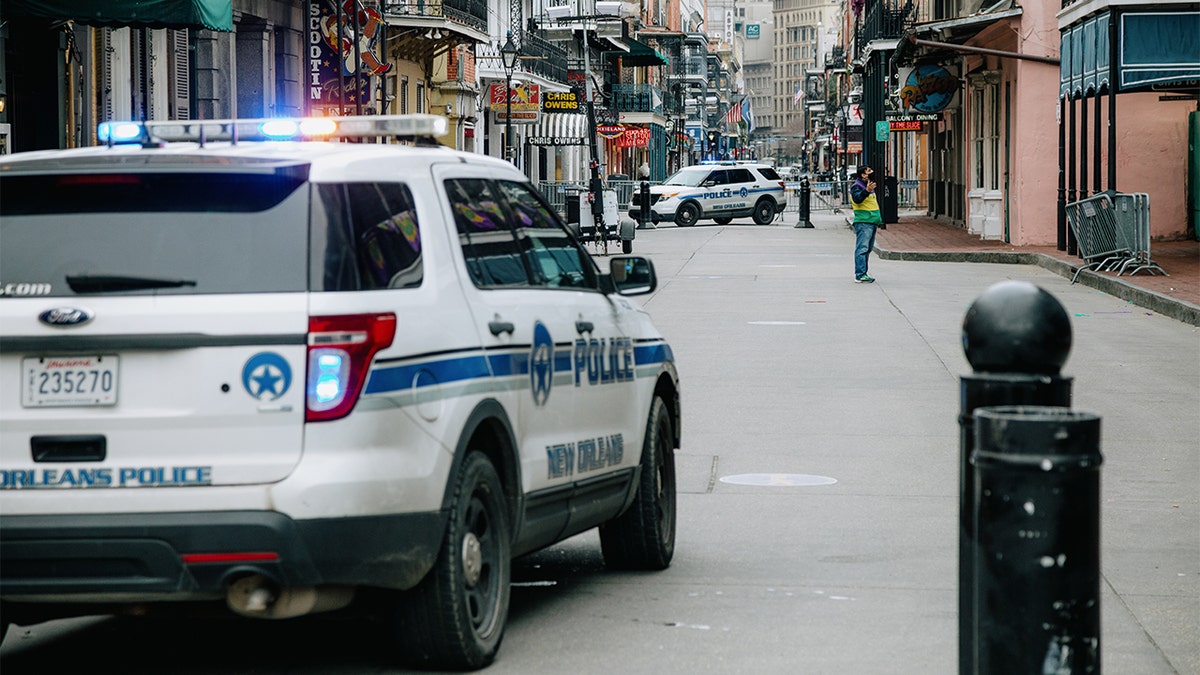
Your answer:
[855,275,875,283]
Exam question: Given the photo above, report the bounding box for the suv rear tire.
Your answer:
[394,452,511,670]
[600,396,676,570]
[752,199,776,225]
[675,202,701,227]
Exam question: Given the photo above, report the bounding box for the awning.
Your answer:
[528,112,589,146]
[892,7,1023,67]
[2,0,233,31]
[1060,9,1200,96]
[608,38,671,67]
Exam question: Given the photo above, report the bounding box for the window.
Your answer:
[0,170,310,296]
[401,76,410,114]
[728,168,756,183]
[970,77,1001,191]
[446,178,530,288]
[495,181,596,289]
[313,182,423,291]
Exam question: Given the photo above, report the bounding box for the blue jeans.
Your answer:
[854,221,877,278]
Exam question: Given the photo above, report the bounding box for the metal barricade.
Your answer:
[1063,194,1132,283]
[1107,192,1166,277]
[1064,192,1166,283]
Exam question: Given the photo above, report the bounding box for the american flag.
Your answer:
[724,103,743,127]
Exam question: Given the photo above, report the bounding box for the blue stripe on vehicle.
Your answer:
[633,341,673,366]
[366,344,589,396]
[364,354,491,395]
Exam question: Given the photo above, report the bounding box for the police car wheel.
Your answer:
[394,452,511,670]
[674,202,700,227]
[599,396,676,570]
[752,199,776,225]
[713,217,733,225]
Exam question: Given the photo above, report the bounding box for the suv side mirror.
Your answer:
[605,256,657,295]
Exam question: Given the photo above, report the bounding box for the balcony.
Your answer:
[853,0,930,56]
[382,0,489,61]
[612,84,664,114]
[521,30,570,84]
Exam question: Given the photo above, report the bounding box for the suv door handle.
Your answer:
[576,320,594,334]
[489,320,515,336]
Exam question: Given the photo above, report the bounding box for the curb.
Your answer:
[875,245,1200,327]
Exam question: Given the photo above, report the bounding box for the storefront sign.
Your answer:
[597,125,625,138]
[543,92,582,112]
[528,136,588,146]
[896,64,961,113]
[308,0,392,117]
[889,120,924,131]
[616,127,651,148]
[489,82,541,121]
[885,112,942,122]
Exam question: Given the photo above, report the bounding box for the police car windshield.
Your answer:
[662,166,712,187]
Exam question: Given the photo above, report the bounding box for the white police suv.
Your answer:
[0,115,680,670]
[630,161,787,227]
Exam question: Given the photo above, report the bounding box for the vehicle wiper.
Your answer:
[66,274,198,293]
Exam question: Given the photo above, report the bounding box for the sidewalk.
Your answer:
[804,210,1200,326]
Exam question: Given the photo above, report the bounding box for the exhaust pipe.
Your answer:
[225,574,354,619]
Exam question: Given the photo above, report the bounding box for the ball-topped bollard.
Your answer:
[962,280,1072,375]
[957,281,1074,675]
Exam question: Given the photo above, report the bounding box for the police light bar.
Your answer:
[98,114,449,145]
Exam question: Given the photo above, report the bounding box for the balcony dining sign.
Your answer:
[308,0,393,117]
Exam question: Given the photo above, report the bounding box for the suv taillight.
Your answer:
[306,313,396,422]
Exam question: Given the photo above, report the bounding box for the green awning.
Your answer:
[610,38,671,67]
[3,0,233,32]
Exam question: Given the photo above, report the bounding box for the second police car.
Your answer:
[629,161,788,227]
[0,115,680,671]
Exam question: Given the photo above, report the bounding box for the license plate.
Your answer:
[22,355,119,407]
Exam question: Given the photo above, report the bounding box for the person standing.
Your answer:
[850,165,881,283]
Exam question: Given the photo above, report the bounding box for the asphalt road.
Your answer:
[2,215,1197,674]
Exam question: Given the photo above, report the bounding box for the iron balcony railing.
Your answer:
[521,30,570,84]
[854,0,929,53]
[382,0,487,33]
[611,84,664,115]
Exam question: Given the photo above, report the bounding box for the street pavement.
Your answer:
[591,212,1198,673]
[1,212,1195,674]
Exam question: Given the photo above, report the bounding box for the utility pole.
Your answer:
[582,13,605,236]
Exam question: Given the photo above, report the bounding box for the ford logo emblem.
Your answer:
[38,307,94,328]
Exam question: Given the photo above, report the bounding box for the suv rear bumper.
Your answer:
[0,509,447,602]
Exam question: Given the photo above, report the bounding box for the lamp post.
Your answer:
[500,32,520,165]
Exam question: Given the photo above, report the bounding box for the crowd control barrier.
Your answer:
[1064,191,1166,283]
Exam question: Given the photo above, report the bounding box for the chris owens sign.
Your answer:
[542,92,581,112]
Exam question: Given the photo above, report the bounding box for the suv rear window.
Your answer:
[311,183,423,291]
[0,171,311,297]
[755,167,782,181]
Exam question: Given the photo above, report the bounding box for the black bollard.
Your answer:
[959,280,1074,674]
[973,406,1102,673]
[638,180,654,229]
[795,177,813,228]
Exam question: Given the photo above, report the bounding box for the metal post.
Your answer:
[795,177,813,228]
[972,405,1102,673]
[638,180,654,229]
[501,33,519,165]
[958,280,1074,674]
[505,76,513,162]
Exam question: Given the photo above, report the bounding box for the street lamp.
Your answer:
[500,32,520,164]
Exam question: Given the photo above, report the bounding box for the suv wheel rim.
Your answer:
[462,531,483,587]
